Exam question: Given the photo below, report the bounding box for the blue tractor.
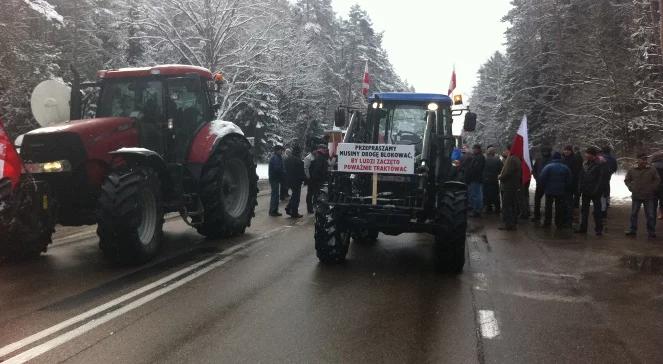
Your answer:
[314,92,476,273]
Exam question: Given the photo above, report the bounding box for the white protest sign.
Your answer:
[337,143,415,175]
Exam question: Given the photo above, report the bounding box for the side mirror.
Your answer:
[464,111,477,132]
[334,109,346,128]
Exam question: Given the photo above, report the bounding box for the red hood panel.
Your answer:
[27,117,139,162]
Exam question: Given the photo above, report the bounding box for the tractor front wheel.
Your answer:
[97,166,164,265]
[315,192,350,264]
[0,178,53,260]
[434,189,467,274]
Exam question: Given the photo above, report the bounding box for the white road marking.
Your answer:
[473,272,488,291]
[478,310,500,339]
[0,226,290,362]
[4,254,235,364]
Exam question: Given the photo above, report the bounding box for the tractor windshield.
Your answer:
[97,78,164,123]
[377,104,427,146]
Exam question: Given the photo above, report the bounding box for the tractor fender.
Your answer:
[108,148,171,187]
[187,120,248,165]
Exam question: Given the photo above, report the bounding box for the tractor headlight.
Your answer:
[427,103,439,111]
[25,160,72,174]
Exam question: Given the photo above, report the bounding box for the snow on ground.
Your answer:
[257,164,268,180]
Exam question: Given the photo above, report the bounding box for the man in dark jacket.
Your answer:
[538,152,572,228]
[483,146,503,214]
[284,145,306,218]
[576,147,608,235]
[498,144,522,230]
[562,145,583,211]
[466,144,486,217]
[306,145,329,214]
[531,147,552,223]
[624,153,661,238]
[268,145,285,216]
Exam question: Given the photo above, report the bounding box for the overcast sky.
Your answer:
[331,0,513,96]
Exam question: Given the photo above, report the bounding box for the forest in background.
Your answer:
[470,0,663,156]
[0,0,410,158]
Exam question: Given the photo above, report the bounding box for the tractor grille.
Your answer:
[21,132,87,167]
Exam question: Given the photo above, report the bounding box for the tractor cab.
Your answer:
[94,65,220,162]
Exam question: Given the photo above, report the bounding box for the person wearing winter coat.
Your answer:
[562,145,583,211]
[284,145,306,218]
[576,147,609,235]
[268,145,285,216]
[483,146,503,214]
[531,147,552,223]
[465,144,486,217]
[538,152,572,228]
[498,144,522,230]
[280,148,292,201]
[651,152,663,219]
[306,145,329,214]
[624,153,661,238]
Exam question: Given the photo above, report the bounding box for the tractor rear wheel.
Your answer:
[97,166,164,265]
[434,189,467,274]
[315,192,350,264]
[197,135,258,239]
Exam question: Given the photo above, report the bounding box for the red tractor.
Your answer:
[1,65,258,264]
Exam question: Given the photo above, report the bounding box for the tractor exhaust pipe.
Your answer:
[69,65,82,121]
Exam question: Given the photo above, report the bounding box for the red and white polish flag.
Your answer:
[447,65,457,96]
[511,115,532,185]
[0,118,22,189]
[361,61,370,96]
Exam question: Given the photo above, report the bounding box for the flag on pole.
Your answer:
[447,65,457,96]
[361,61,370,96]
[510,115,532,185]
[0,118,22,190]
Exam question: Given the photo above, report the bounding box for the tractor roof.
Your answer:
[370,92,452,105]
[98,64,213,79]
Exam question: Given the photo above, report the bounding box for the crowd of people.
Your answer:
[455,143,663,239]
[268,144,329,218]
[267,140,663,239]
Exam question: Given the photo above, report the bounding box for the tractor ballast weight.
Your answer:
[314,92,472,273]
[4,65,258,264]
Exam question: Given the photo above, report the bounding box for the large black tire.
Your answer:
[97,166,164,265]
[0,178,53,260]
[434,189,467,274]
[315,192,350,264]
[196,135,258,239]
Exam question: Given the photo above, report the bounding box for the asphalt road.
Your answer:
[1,191,662,363]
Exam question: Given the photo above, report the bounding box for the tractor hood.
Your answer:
[23,117,139,163]
[26,117,134,138]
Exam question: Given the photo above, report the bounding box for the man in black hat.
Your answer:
[624,153,660,238]
[576,147,608,235]
[268,145,285,216]
[284,145,306,218]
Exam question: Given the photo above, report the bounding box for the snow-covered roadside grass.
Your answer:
[257,164,268,180]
